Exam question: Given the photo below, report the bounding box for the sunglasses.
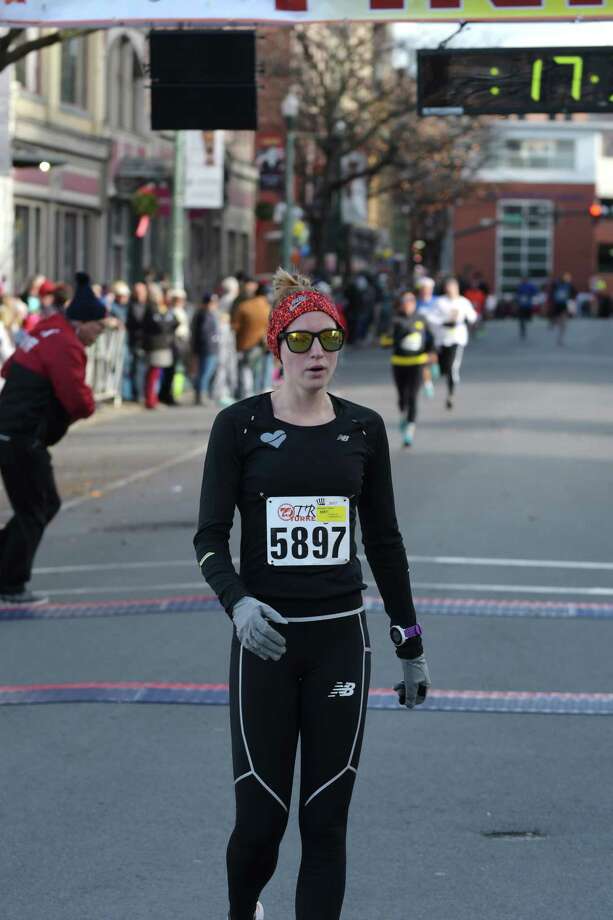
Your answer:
[278,328,345,354]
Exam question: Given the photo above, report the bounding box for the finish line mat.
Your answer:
[2,594,613,621]
[1,682,612,715]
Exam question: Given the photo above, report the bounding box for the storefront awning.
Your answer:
[12,141,66,170]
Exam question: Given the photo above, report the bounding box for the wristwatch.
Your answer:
[390,623,423,647]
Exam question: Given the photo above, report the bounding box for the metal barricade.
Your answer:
[85,327,126,406]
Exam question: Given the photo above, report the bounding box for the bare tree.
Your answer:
[291,24,491,274]
[0,28,96,74]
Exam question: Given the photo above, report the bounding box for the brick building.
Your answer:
[452,119,613,298]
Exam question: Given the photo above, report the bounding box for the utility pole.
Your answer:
[281,90,299,271]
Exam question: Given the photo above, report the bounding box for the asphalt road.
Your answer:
[1,317,613,920]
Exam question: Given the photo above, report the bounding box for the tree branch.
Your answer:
[0,28,97,73]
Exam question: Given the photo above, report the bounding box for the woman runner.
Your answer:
[429,277,477,410]
[194,268,431,920]
[391,291,436,447]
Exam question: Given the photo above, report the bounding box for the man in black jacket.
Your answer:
[0,273,106,605]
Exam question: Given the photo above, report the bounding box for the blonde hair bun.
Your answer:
[271,267,315,309]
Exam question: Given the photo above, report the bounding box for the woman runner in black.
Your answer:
[391,290,436,447]
[194,269,431,920]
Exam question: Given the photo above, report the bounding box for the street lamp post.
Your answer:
[171,130,186,289]
[281,89,300,271]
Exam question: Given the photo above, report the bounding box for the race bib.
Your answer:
[266,496,350,566]
[401,332,422,352]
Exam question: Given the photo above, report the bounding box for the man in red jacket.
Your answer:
[0,272,106,605]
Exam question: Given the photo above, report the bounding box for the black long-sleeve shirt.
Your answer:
[193,391,422,658]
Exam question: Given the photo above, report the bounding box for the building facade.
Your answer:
[2,29,256,295]
[452,120,613,297]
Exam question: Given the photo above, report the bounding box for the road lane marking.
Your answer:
[1,682,612,714]
[26,580,613,599]
[409,555,613,572]
[3,594,613,621]
[61,445,205,512]
[412,582,613,596]
[32,553,613,575]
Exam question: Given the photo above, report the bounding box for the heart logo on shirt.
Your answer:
[260,430,287,449]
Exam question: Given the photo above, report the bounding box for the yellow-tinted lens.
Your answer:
[319,329,344,351]
[286,332,314,353]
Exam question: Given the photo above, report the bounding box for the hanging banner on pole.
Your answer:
[2,0,613,26]
[184,131,225,210]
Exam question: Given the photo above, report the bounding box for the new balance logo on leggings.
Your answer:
[328,681,356,698]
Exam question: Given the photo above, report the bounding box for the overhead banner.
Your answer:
[2,0,612,26]
[184,131,224,210]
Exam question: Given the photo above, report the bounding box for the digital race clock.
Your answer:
[418,48,613,116]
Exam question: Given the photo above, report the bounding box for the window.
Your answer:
[497,200,552,297]
[497,138,575,171]
[13,202,46,293]
[227,230,237,275]
[109,200,131,279]
[241,233,250,274]
[107,37,144,132]
[54,208,94,281]
[14,31,42,95]
[14,206,30,293]
[597,243,613,273]
[60,37,88,108]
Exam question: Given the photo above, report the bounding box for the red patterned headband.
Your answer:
[267,290,343,359]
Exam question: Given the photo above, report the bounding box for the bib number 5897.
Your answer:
[269,525,346,561]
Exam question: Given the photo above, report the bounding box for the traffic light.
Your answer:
[589,201,612,221]
[589,202,604,220]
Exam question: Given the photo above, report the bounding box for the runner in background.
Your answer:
[548,272,576,346]
[515,277,539,341]
[391,291,436,447]
[463,276,486,336]
[415,276,438,395]
[429,277,478,410]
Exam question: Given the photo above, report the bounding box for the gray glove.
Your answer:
[232,596,288,661]
[394,654,432,710]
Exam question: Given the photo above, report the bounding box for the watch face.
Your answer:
[390,627,402,646]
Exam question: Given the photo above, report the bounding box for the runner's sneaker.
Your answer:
[0,589,48,606]
[423,380,434,399]
[402,424,414,447]
[445,397,453,410]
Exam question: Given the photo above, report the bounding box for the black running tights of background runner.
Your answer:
[392,364,423,423]
[438,344,459,397]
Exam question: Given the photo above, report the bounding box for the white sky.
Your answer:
[394,21,613,49]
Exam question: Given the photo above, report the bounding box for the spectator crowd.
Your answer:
[0,265,608,403]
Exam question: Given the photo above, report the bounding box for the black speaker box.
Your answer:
[149,30,257,130]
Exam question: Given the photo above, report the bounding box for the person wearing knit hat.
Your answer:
[65,272,107,325]
[194,267,431,920]
[0,272,106,605]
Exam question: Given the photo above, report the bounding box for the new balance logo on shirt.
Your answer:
[328,681,356,698]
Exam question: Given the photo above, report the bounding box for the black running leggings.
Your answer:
[392,364,423,423]
[227,610,371,920]
[438,344,460,397]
